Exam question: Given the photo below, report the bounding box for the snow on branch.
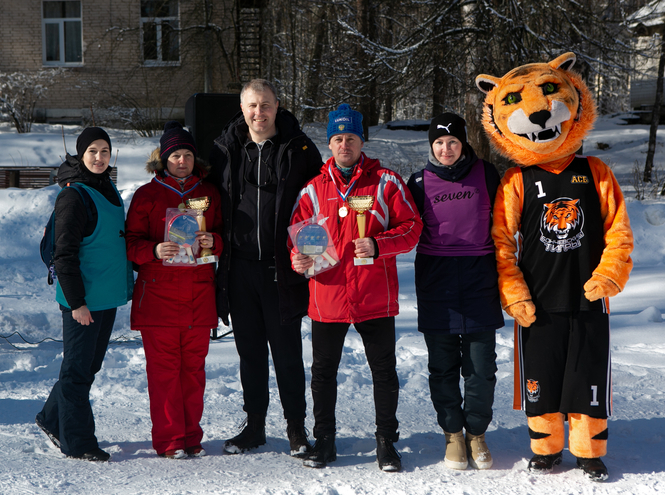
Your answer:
[0,69,64,134]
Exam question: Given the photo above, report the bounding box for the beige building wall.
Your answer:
[0,0,237,125]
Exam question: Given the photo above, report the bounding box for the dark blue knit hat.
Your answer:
[327,104,364,142]
[160,121,197,164]
[76,127,111,159]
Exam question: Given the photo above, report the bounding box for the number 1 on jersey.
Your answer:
[591,385,599,406]
[535,181,546,198]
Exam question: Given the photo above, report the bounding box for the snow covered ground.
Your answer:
[0,115,664,494]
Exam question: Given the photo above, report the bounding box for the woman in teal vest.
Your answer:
[35,127,133,462]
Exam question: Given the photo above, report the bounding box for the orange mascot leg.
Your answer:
[528,413,565,455]
[568,414,607,458]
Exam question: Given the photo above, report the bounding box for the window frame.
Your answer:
[41,0,83,67]
[140,0,181,67]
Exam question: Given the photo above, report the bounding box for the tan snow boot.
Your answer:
[466,432,493,469]
[444,431,468,470]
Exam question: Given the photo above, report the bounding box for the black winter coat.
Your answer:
[208,108,323,325]
[54,154,121,310]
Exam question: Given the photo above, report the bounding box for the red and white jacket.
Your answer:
[290,154,422,323]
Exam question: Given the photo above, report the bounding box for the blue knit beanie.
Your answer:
[327,104,364,142]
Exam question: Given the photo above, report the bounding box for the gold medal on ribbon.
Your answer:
[338,205,349,218]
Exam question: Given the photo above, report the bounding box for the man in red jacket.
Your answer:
[291,104,423,472]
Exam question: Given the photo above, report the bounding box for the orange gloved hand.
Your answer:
[505,300,536,327]
[584,274,620,302]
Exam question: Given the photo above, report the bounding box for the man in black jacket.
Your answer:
[208,79,322,457]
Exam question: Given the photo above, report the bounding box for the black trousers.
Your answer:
[37,306,116,457]
[228,257,306,420]
[424,330,497,435]
[311,317,399,440]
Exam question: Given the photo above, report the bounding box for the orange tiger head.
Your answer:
[526,379,539,394]
[475,53,596,166]
[543,199,580,239]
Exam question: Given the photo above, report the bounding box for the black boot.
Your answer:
[576,457,609,482]
[224,413,266,454]
[303,434,336,468]
[68,447,111,462]
[528,452,563,474]
[376,433,401,472]
[35,416,61,449]
[286,419,311,458]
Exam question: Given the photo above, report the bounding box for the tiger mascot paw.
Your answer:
[583,274,620,302]
[505,300,537,327]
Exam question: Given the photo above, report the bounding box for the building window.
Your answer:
[42,1,83,65]
[141,0,180,66]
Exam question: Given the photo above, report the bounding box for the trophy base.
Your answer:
[196,255,219,265]
[354,257,374,266]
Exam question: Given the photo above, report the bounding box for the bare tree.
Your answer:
[644,31,665,184]
[301,4,330,124]
[0,69,64,133]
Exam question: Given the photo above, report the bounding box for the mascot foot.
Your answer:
[576,457,608,482]
[528,452,562,474]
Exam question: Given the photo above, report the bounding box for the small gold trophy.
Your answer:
[348,195,375,266]
[185,196,218,265]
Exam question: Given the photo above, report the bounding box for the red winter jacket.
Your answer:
[125,174,223,331]
[290,154,422,323]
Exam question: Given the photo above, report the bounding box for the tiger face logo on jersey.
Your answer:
[526,379,540,403]
[475,52,596,166]
[540,197,584,253]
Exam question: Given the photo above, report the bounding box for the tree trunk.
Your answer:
[302,5,328,124]
[203,0,214,92]
[461,0,490,160]
[356,0,370,141]
[383,90,393,123]
[367,26,379,126]
[432,52,448,117]
[646,33,665,184]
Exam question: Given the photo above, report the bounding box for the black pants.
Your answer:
[228,257,306,420]
[36,306,116,457]
[424,330,497,435]
[311,317,399,440]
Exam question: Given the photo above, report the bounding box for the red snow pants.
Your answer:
[141,327,210,454]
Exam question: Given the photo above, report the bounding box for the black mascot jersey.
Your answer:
[519,157,605,313]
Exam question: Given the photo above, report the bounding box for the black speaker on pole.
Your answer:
[185,93,241,162]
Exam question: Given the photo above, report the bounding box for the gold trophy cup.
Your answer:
[185,196,218,265]
[348,195,375,266]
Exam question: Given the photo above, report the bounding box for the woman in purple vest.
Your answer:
[407,113,504,471]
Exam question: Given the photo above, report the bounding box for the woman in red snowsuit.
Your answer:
[125,121,223,459]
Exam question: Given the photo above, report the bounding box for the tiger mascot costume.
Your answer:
[475,53,633,481]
